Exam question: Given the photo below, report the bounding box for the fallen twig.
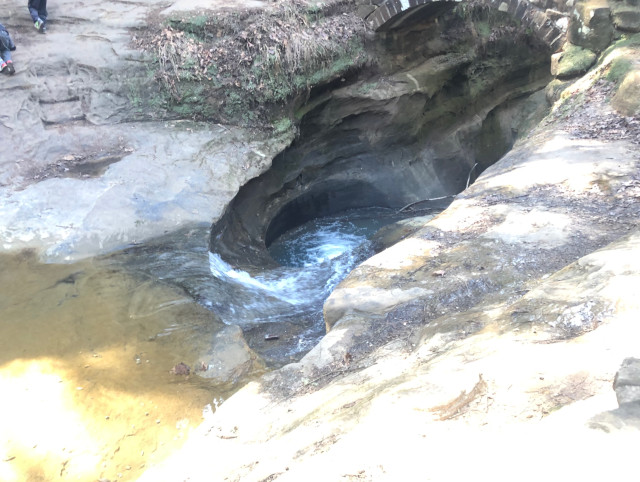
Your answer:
[397,195,455,213]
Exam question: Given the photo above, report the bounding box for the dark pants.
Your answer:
[28,1,47,23]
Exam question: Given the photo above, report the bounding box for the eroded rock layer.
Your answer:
[210,6,552,266]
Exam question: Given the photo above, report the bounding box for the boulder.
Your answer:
[568,0,613,51]
[545,77,575,103]
[550,42,597,78]
[613,357,640,405]
[611,4,640,32]
[612,70,640,115]
[196,325,264,384]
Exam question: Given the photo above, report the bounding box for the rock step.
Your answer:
[40,99,85,125]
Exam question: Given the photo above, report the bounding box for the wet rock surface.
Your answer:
[196,325,265,384]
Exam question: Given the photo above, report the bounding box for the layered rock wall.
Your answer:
[210,6,552,266]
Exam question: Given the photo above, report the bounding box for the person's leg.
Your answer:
[38,2,48,32]
[40,0,48,24]
[0,31,12,63]
[28,2,46,31]
[28,6,40,23]
[0,50,14,74]
[31,11,46,32]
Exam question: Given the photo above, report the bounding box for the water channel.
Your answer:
[209,207,427,364]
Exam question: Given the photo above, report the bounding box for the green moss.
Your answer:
[124,64,170,117]
[305,2,324,20]
[169,14,211,39]
[552,44,597,78]
[606,57,633,83]
[600,33,640,59]
[612,70,640,115]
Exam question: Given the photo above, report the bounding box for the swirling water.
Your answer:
[207,208,408,355]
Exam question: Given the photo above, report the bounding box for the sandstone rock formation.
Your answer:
[140,9,640,481]
[1,0,640,480]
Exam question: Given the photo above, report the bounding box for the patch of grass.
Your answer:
[168,14,210,39]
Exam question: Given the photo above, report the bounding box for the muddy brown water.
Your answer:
[0,251,234,481]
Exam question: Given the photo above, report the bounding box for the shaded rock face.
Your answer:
[590,357,640,432]
[568,0,614,52]
[611,0,640,32]
[210,9,551,266]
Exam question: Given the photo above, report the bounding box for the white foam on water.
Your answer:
[208,252,313,306]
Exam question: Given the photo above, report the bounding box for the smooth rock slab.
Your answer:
[197,325,264,384]
[0,0,293,262]
[0,121,291,261]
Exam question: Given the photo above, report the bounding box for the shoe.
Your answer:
[5,61,14,75]
[40,25,47,33]
[0,62,5,73]
[34,19,42,30]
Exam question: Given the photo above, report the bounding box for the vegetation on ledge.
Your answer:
[133,0,368,127]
